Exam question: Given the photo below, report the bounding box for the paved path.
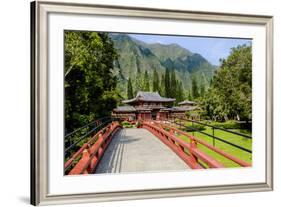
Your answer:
[95,128,190,174]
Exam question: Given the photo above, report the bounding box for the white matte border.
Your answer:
[48,13,266,195]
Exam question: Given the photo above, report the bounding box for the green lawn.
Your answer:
[174,121,252,168]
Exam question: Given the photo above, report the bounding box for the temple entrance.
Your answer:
[152,110,158,120]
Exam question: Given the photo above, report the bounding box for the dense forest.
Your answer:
[64,31,119,133]
[64,30,252,133]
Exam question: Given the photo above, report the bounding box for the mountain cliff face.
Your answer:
[110,33,217,97]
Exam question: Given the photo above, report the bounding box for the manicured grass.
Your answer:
[175,121,252,168]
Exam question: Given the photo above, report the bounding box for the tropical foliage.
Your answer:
[64,31,119,133]
[200,45,252,121]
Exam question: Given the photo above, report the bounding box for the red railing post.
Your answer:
[169,128,174,135]
[69,148,90,175]
[82,148,90,158]
[89,156,98,173]
[97,133,104,158]
[66,121,122,175]
[190,137,198,164]
[168,128,174,144]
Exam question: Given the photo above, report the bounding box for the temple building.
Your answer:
[112,91,188,120]
[178,100,198,110]
[178,100,201,120]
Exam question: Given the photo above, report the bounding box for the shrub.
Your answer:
[209,120,240,129]
[121,121,134,128]
[121,121,130,126]
[185,124,206,132]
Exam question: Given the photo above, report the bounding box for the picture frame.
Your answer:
[31,0,273,205]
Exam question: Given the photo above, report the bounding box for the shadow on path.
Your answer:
[95,128,190,174]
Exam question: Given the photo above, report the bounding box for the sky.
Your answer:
[129,34,251,66]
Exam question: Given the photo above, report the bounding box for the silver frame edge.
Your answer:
[31,1,274,205]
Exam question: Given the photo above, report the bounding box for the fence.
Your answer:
[155,121,251,167]
[66,122,122,175]
[168,116,252,154]
[64,117,120,174]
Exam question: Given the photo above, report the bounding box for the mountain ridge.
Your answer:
[109,33,217,97]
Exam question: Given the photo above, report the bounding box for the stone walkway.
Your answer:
[95,128,190,174]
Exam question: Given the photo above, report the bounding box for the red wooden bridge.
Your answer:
[64,117,251,175]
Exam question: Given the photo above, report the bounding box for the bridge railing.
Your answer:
[155,122,251,167]
[167,116,252,154]
[142,121,225,169]
[65,117,118,158]
[64,117,120,174]
[65,121,122,175]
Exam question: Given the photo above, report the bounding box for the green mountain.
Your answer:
[110,33,217,98]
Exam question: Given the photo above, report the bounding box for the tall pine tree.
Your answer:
[176,80,184,103]
[164,68,171,97]
[188,90,193,101]
[170,69,177,98]
[160,74,165,96]
[152,69,160,92]
[135,71,146,94]
[200,84,205,97]
[191,77,199,99]
[127,77,134,99]
[144,70,150,91]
